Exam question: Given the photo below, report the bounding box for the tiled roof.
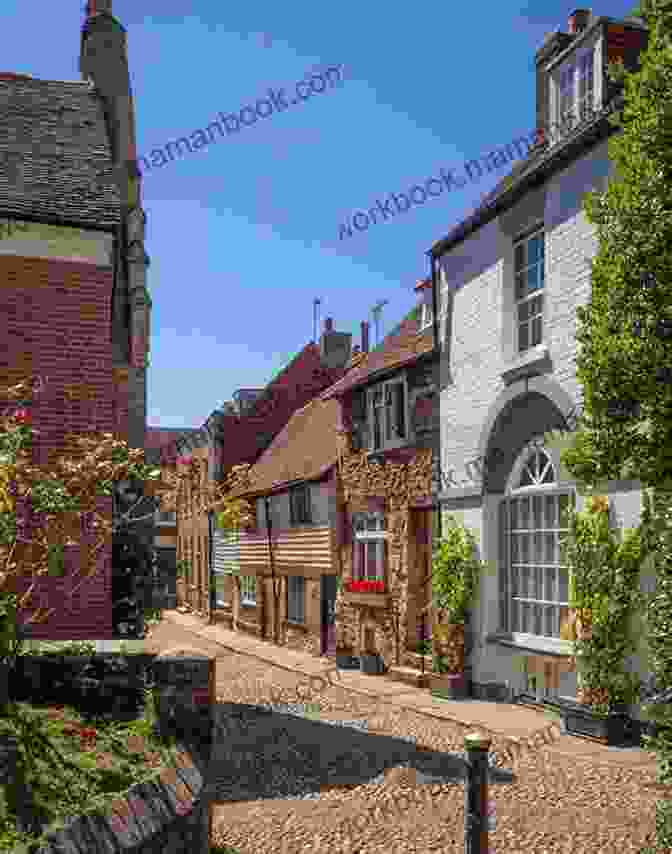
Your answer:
[321,312,434,399]
[233,396,342,496]
[0,75,122,228]
[145,428,201,451]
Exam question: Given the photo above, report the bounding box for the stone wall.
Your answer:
[33,744,209,854]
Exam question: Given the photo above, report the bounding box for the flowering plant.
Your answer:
[345,579,385,593]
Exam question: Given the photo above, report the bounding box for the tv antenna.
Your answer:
[370,299,389,346]
[313,298,322,343]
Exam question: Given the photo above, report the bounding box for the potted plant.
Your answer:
[359,627,385,675]
[428,516,485,699]
[557,495,645,745]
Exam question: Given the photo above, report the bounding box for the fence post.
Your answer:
[464,732,491,854]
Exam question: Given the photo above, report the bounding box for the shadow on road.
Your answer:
[202,702,515,802]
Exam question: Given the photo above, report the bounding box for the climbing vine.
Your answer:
[561,494,646,713]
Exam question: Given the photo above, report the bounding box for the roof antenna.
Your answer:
[370,299,389,347]
[313,298,321,343]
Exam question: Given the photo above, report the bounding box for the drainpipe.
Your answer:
[264,494,279,644]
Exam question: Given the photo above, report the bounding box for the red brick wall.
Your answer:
[0,254,126,639]
[219,346,346,472]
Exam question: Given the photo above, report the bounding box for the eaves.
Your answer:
[428,94,625,260]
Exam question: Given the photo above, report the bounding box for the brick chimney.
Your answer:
[360,321,370,354]
[320,319,352,370]
[568,9,591,35]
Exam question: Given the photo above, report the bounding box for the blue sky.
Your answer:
[4,0,638,429]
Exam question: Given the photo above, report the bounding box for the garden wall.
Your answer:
[9,651,215,854]
[31,744,209,854]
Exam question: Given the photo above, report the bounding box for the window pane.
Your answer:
[544,495,557,528]
[531,314,543,347]
[511,534,520,564]
[519,321,529,352]
[395,383,406,438]
[367,541,377,577]
[366,515,377,531]
[544,532,555,564]
[514,242,525,272]
[519,497,530,529]
[558,568,568,603]
[518,300,529,323]
[534,565,543,600]
[533,603,542,635]
[522,602,532,633]
[532,495,543,528]
[544,606,555,637]
[544,566,555,602]
[510,501,519,530]
[528,235,542,264]
[521,563,531,597]
[539,258,545,286]
[533,532,544,564]
[511,600,520,632]
[515,273,526,301]
[511,565,520,596]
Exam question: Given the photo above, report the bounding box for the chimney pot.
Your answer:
[324,317,333,333]
[568,9,591,35]
[360,320,370,354]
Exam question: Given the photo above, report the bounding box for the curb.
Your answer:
[158,612,563,757]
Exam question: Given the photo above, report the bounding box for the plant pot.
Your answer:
[428,672,469,699]
[432,622,465,673]
[360,653,385,675]
[336,653,360,669]
[562,701,630,746]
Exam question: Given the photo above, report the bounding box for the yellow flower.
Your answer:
[588,495,609,514]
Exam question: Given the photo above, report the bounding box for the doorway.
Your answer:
[320,574,337,657]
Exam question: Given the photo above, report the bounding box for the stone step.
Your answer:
[387,665,430,689]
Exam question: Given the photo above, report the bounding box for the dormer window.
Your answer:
[549,34,602,143]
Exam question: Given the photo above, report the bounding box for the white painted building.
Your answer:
[429,9,652,712]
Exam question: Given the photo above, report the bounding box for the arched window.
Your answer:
[500,440,572,642]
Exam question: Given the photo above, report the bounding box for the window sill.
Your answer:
[344,591,390,608]
[501,344,551,386]
[487,632,574,658]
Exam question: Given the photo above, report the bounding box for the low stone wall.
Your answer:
[33,744,209,854]
[9,651,216,854]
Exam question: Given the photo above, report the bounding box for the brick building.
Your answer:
[0,0,150,639]
[431,9,652,707]
[169,321,354,621]
[323,285,440,675]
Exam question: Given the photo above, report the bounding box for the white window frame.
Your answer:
[548,36,602,144]
[240,575,257,606]
[352,512,387,583]
[366,373,409,452]
[514,227,545,354]
[501,443,573,644]
[286,575,305,623]
[419,300,433,331]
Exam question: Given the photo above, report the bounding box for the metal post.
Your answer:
[464,733,491,854]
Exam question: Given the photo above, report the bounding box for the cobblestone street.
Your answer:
[144,616,660,853]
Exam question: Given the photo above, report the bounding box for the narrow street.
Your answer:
[144,618,659,854]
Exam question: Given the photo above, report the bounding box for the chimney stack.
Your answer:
[568,9,591,35]
[320,318,352,370]
[85,0,113,15]
[360,321,370,354]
